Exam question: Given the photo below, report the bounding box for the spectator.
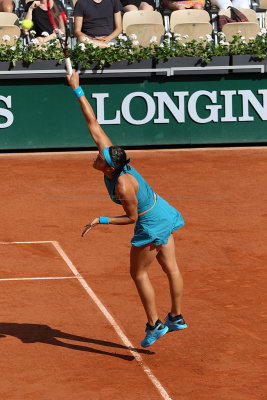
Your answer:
[74,0,122,48]
[161,0,204,10]
[23,0,64,45]
[0,0,14,13]
[121,0,155,12]
[212,0,250,9]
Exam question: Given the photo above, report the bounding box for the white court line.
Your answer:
[0,276,77,282]
[0,240,172,400]
[52,241,172,400]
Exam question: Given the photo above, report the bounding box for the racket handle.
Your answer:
[65,57,72,76]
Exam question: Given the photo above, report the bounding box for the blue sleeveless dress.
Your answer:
[104,163,184,247]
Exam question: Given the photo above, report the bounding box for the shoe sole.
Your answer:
[141,326,169,348]
[167,323,188,332]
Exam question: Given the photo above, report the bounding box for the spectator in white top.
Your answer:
[213,0,250,10]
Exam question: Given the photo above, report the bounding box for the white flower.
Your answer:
[78,42,86,50]
[241,36,245,40]
[118,34,127,41]
[150,36,157,43]
[174,33,181,37]
[132,40,139,45]
[41,31,49,37]
[182,43,186,47]
[2,35,10,41]
[165,32,172,38]
[183,35,189,39]
[249,37,255,41]
[13,35,19,39]
[10,46,16,51]
[242,40,247,44]
[31,30,36,35]
[108,41,115,46]
[31,38,39,44]
[261,27,266,34]
[206,34,212,40]
[218,32,225,37]
[224,41,229,46]
[93,44,97,48]
[129,33,137,40]
[159,43,164,47]
[199,36,204,39]
[175,36,182,41]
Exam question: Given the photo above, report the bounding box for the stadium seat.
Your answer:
[0,12,21,45]
[122,10,165,46]
[169,9,213,42]
[218,8,261,41]
[0,12,19,26]
[0,25,21,45]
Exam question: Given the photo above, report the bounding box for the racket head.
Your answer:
[47,0,67,36]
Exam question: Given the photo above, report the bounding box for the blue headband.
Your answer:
[103,147,116,169]
[103,146,131,172]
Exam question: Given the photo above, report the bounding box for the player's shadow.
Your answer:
[0,323,154,361]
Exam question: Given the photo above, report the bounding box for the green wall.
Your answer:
[0,74,267,149]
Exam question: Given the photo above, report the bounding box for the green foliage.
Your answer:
[1,29,267,67]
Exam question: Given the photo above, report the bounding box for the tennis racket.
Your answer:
[47,0,72,76]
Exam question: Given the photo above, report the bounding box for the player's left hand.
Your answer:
[81,218,99,237]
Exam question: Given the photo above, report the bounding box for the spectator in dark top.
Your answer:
[121,0,155,12]
[74,0,122,48]
[23,0,64,45]
[0,0,14,12]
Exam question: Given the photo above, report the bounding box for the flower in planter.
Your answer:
[2,35,10,42]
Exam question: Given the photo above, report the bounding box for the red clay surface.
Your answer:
[0,148,266,400]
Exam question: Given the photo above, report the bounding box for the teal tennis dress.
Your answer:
[104,162,184,247]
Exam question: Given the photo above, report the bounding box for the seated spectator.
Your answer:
[0,0,14,12]
[121,0,155,12]
[74,0,122,48]
[161,0,204,10]
[212,0,250,10]
[23,0,64,45]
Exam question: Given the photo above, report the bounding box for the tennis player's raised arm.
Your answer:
[66,70,112,151]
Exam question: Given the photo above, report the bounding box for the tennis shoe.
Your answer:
[164,313,188,332]
[141,320,168,348]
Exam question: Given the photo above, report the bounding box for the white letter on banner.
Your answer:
[121,92,155,125]
[0,96,14,128]
[220,91,237,122]
[153,91,189,123]
[188,91,222,123]
[238,89,267,122]
[92,93,120,124]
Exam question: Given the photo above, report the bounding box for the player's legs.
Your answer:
[156,234,183,317]
[130,243,159,326]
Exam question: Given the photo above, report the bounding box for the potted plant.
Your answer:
[71,34,153,78]
[229,29,267,74]
[154,32,230,75]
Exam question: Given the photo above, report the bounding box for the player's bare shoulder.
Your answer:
[116,173,139,197]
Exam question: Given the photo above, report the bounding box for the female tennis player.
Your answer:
[67,70,187,347]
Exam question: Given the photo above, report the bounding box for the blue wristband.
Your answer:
[73,86,84,98]
[99,216,109,224]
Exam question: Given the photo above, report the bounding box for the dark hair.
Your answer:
[109,146,127,175]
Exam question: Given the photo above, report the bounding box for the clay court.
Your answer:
[0,147,266,400]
